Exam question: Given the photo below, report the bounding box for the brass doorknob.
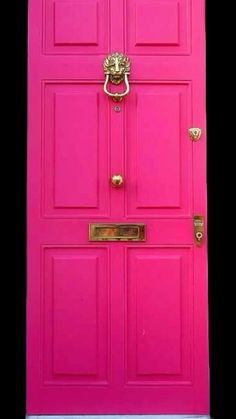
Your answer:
[111,174,123,187]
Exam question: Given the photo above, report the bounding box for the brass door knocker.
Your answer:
[103,52,130,102]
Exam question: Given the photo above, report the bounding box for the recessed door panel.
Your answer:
[43,246,109,385]
[126,247,193,384]
[126,83,192,217]
[126,0,191,55]
[43,83,110,217]
[44,0,109,54]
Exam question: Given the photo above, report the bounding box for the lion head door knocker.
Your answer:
[103,52,131,102]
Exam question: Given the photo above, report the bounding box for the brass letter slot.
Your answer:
[89,223,145,241]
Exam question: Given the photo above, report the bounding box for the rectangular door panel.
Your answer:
[44,0,109,54]
[43,83,110,217]
[126,246,193,385]
[43,246,110,385]
[126,83,192,217]
[126,0,191,55]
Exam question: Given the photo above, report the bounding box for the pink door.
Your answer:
[27,0,208,415]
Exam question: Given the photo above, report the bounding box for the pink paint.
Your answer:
[27,0,208,415]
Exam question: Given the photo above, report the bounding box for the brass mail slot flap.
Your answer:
[89,223,145,241]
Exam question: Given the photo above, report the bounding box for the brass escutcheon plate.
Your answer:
[188,127,202,141]
[193,215,204,246]
[89,223,145,241]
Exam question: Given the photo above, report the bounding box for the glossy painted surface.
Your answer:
[27,0,208,415]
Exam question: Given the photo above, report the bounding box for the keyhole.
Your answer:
[196,232,203,241]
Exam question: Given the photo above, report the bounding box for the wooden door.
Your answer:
[27,0,208,415]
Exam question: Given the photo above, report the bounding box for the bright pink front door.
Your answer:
[27,0,208,415]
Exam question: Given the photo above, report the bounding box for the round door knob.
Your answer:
[111,174,123,187]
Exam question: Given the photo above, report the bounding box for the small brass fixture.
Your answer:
[111,174,123,187]
[188,128,202,141]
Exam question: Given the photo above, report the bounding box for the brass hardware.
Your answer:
[103,52,130,102]
[111,174,123,187]
[193,215,204,246]
[89,223,145,241]
[189,128,202,141]
[103,52,130,85]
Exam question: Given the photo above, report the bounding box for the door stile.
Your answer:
[192,1,208,409]
[108,0,127,392]
[109,103,126,219]
[27,0,44,407]
[110,244,126,390]
[110,0,125,52]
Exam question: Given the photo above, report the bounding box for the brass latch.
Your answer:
[193,215,204,246]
